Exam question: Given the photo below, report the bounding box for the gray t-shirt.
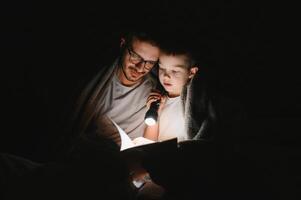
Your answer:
[99,73,154,139]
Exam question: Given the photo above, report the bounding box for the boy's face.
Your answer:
[158,54,198,97]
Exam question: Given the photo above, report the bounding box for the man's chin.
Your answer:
[123,73,141,83]
[129,76,143,83]
[129,73,144,81]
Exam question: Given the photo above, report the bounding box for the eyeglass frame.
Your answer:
[126,47,158,71]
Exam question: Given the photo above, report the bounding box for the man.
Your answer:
[71,29,161,144]
[1,29,161,200]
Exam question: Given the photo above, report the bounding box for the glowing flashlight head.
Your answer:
[145,117,156,126]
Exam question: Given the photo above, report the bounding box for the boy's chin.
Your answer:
[164,88,172,94]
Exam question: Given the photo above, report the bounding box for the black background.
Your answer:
[0,1,300,189]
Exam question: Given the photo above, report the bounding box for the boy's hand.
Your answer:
[146,90,167,116]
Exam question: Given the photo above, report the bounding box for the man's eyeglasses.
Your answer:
[127,48,157,71]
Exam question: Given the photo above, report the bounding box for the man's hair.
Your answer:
[123,27,161,49]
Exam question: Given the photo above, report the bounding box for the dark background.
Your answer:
[0,0,300,193]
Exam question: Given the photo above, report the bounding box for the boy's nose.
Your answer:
[163,72,171,78]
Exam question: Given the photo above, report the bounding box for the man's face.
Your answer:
[119,38,160,86]
[159,54,195,97]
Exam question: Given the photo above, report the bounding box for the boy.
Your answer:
[144,44,199,142]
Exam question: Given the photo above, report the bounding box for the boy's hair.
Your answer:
[158,24,209,69]
[160,43,197,69]
[159,31,199,69]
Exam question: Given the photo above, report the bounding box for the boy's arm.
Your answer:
[144,123,159,141]
[143,90,167,141]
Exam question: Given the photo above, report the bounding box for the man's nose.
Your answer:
[135,61,145,72]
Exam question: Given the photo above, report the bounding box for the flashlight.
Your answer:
[144,100,160,126]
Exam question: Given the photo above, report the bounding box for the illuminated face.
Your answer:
[118,38,160,86]
[158,54,198,97]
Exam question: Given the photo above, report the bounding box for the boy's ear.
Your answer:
[189,66,199,79]
[120,37,126,48]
